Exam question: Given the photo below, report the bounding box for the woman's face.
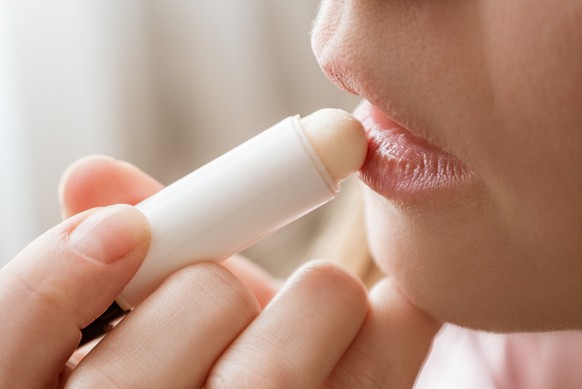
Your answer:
[312,0,582,331]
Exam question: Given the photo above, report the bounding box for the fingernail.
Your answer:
[69,204,149,263]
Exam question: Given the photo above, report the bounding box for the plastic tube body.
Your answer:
[119,116,339,307]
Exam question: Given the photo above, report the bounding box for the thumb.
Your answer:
[0,204,149,388]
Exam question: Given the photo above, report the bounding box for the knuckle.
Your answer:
[2,269,67,334]
[6,241,76,320]
[163,263,260,317]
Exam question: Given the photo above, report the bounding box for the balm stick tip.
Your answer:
[301,109,368,182]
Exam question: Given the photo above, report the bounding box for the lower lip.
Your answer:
[355,101,473,200]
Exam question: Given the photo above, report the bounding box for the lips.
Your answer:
[355,101,473,200]
[311,10,473,200]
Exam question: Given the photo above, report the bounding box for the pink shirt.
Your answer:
[415,325,582,388]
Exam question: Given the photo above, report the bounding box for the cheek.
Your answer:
[363,186,582,331]
[469,1,582,281]
[473,1,582,175]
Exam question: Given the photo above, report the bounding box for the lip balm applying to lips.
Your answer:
[80,108,367,346]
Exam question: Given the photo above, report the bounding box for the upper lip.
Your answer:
[321,64,445,152]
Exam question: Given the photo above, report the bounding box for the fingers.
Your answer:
[59,155,163,218]
[0,205,150,388]
[9,155,434,388]
[324,278,441,389]
[68,263,261,388]
[207,260,369,388]
[68,261,367,388]
[222,255,279,308]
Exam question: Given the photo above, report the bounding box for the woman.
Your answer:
[2,0,582,387]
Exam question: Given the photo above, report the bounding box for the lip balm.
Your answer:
[80,109,367,345]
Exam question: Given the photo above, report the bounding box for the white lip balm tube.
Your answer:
[80,109,367,346]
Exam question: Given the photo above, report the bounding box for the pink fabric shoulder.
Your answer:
[414,325,582,389]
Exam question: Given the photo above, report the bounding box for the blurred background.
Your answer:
[0,1,359,273]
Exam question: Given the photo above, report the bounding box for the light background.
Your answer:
[0,1,359,273]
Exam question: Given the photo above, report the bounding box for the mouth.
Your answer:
[355,101,473,200]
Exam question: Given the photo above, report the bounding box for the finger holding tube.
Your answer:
[60,156,281,312]
[67,262,261,388]
[0,205,150,388]
[207,260,369,388]
[324,278,441,388]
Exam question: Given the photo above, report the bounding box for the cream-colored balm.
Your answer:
[80,109,367,346]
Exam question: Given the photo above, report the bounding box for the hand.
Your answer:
[0,155,439,388]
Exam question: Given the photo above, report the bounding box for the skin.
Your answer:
[4,0,578,385]
[312,0,582,331]
[0,156,437,387]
